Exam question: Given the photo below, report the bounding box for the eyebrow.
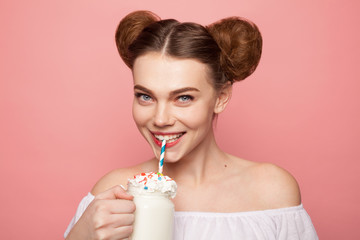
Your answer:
[134,85,200,97]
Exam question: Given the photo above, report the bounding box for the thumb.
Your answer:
[95,185,133,200]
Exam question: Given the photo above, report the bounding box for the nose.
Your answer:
[153,102,174,127]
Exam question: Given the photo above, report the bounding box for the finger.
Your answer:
[110,225,133,240]
[94,225,133,240]
[114,187,134,201]
[107,199,136,214]
[93,212,134,230]
[90,201,135,229]
[105,213,135,228]
[114,213,135,227]
[95,185,133,200]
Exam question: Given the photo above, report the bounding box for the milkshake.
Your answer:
[127,172,177,240]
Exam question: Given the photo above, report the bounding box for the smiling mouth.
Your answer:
[153,132,185,143]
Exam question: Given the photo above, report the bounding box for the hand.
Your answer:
[66,185,135,240]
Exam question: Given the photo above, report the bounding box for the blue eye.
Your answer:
[177,95,193,102]
[135,93,152,102]
[141,94,152,101]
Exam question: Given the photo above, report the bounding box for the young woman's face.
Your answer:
[132,52,219,162]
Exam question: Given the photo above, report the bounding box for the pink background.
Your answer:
[1,0,359,239]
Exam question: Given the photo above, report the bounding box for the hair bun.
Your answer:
[115,11,160,68]
[207,17,262,82]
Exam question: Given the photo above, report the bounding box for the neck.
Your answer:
[164,129,228,186]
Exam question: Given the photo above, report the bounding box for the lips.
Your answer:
[151,131,185,148]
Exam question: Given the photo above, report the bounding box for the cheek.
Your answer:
[132,102,149,127]
[176,102,214,129]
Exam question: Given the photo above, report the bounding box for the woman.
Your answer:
[64,10,318,239]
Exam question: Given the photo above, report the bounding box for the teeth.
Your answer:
[154,133,184,142]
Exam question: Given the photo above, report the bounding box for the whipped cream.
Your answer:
[127,172,177,198]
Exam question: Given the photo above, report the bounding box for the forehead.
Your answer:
[132,53,214,92]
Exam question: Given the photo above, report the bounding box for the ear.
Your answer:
[214,82,232,114]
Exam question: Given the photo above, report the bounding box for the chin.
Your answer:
[157,150,182,164]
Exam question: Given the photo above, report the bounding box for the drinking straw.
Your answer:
[158,139,166,173]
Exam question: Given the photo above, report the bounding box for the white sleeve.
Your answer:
[63,193,95,239]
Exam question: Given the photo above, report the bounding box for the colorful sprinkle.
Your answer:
[139,177,147,183]
[128,172,177,198]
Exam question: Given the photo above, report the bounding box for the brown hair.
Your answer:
[115,10,262,89]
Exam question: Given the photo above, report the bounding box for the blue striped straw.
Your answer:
[158,139,166,173]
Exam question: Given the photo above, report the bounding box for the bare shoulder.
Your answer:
[91,159,157,196]
[91,168,132,196]
[250,162,301,208]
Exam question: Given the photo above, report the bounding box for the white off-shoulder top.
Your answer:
[64,193,318,240]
